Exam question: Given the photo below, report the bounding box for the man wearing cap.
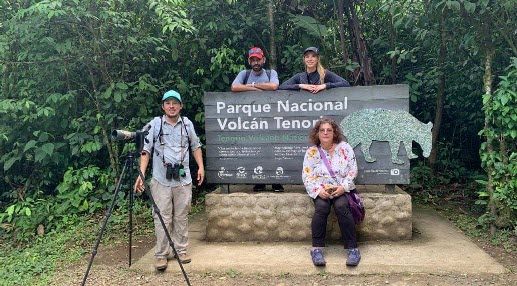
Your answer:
[134,90,204,270]
[231,46,279,92]
[279,46,350,93]
[231,46,283,192]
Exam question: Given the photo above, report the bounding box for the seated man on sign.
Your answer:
[231,45,283,192]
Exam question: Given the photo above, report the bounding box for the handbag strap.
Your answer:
[317,145,336,178]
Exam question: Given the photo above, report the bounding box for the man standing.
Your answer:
[231,46,283,192]
[134,90,204,270]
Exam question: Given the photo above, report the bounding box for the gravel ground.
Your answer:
[50,234,517,286]
[52,266,517,286]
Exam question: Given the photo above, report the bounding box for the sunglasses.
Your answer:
[249,48,262,55]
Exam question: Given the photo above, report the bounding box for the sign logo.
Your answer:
[254,166,263,174]
[236,166,247,178]
[276,167,284,175]
[390,169,400,176]
[218,167,233,178]
[252,166,266,179]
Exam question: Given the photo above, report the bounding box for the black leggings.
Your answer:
[311,194,357,248]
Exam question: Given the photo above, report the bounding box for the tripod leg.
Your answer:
[128,155,134,267]
[137,169,191,286]
[81,157,131,286]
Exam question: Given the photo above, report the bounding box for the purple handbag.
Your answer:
[317,146,365,224]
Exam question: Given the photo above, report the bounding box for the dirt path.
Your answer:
[52,232,517,285]
[52,207,517,286]
[53,262,517,286]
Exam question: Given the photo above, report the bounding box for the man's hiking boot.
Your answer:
[155,257,168,270]
[178,253,192,264]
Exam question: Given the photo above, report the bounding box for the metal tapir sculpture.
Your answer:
[340,108,433,165]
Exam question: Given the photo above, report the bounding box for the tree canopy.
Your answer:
[1,0,516,241]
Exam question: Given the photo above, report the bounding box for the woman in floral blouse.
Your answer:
[302,117,361,267]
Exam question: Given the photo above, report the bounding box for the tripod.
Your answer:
[81,150,191,286]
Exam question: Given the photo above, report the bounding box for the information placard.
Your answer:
[204,85,410,185]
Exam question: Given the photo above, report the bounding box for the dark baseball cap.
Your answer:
[303,47,319,55]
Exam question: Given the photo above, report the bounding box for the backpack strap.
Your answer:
[153,116,163,145]
[181,116,192,148]
[243,70,252,84]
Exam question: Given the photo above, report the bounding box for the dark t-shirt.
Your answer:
[279,69,350,90]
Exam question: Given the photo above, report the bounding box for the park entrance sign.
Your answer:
[204,84,422,186]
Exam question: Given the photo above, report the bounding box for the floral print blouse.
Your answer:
[302,141,358,199]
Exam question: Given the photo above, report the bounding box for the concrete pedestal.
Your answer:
[205,185,412,242]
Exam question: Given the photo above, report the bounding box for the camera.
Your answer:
[111,125,150,153]
[166,163,185,180]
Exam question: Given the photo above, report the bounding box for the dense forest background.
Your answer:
[1,0,516,243]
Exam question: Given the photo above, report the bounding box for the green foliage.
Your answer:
[0,0,195,242]
[411,141,473,190]
[0,223,86,286]
[0,200,155,286]
[290,15,328,39]
[55,166,112,216]
[226,268,239,278]
[479,58,517,228]
[1,0,516,245]
[0,165,113,242]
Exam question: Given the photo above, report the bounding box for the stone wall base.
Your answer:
[205,185,412,242]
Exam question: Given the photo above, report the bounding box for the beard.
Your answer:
[252,63,264,72]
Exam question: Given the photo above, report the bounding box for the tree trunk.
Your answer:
[343,0,374,86]
[337,0,349,72]
[389,11,397,84]
[483,46,497,236]
[266,0,277,70]
[429,10,447,175]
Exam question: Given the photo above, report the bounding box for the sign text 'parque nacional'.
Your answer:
[204,85,414,185]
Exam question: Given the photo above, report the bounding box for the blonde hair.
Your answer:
[316,60,325,84]
[304,53,326,84]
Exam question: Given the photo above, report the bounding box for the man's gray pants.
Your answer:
[150,178,192,258]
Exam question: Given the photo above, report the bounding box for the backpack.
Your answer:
[243,69,271,84]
